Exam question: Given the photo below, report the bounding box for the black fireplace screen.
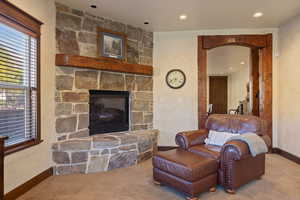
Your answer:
[89,90,129,135]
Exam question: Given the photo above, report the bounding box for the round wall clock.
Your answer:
[166,69,186,89]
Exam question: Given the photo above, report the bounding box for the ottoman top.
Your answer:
[153,149,218,182]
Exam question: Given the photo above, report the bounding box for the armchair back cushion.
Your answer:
[206,114,264,136]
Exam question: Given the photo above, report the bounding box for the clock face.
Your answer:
[166,69,186,89]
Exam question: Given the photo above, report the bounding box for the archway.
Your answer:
[198,34,273,143]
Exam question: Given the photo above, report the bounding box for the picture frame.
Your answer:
[97,27,127,62]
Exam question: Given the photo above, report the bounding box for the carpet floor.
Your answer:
[19,154,300,200]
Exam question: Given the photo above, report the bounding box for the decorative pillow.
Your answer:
[204,130,238,146]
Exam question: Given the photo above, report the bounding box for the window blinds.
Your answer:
[0,22,37,146]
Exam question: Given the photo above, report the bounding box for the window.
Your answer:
[0,0,42,154]
[0,23,37,147]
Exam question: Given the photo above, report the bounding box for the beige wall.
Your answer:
[153,29,279,146]
[278,14,300,157]
[153,32,198,146]
[4,0,56,193]
[228,67,249,111]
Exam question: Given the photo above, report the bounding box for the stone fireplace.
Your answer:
[89,90,130,135]
[52,68,157,175]
[55,69,154,140]
[52,3,157,175]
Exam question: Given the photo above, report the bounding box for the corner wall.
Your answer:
[153,29,279,146]
[4,0,56,193]
[278,14,300,157]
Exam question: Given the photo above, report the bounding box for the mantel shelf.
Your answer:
[55,54,153,76]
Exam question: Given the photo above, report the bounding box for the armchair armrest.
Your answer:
[221,134,271,160]
[175,129,209,149]
[221,140,250,161]
[220,139,266,191]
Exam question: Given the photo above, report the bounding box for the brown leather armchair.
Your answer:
[175,114,271,194]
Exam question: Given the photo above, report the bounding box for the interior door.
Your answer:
[209,76,228,114]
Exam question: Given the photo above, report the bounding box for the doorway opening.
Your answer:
[207,46,252,115]
[198,34,272,143]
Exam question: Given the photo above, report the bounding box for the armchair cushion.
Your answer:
[189,144,221,160]
[175,129,208,149]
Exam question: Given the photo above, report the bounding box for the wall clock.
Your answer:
[166,69,186,89]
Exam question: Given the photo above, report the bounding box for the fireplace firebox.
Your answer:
[89,90,129,135]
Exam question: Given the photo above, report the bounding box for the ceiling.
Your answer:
[207,46,250,76]
[56,0,300,31]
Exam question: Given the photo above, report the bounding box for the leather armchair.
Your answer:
[175,114,271,193]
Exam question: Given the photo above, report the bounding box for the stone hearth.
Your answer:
[52,130,158,175]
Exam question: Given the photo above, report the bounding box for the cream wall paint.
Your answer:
[278,14,300,157]
[207,46,250,76]
[4,0,56,193]
[153,33,198,146]
[153,29,279,146]
[228,67,249,111]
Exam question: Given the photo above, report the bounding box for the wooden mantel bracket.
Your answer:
[55,54,153,76]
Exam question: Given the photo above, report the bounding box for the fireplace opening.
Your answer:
[89,90,129,135]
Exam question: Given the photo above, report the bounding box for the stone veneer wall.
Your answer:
[54,3,156,174]
[55,67,153,141]
[55,3,154,142]
[55,2,153,65]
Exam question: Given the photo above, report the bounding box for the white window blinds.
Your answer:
[0,22,37,146]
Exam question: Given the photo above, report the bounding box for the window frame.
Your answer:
[0,0,43,155]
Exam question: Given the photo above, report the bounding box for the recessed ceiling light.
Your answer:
[179,14,187,20]
[253,12,263,18]
[90,5,97,9]
[240,61,245,65]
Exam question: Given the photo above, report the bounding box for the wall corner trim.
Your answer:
[4,167,53,200]
[272,148,300,165]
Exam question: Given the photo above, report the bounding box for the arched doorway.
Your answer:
[198,34,273,144]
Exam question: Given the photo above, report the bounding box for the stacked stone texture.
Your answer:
[55,2,153,65]
[52,130,159,175]
[55,3,155,142]
[54,3,156,174]
[55,67,154,141]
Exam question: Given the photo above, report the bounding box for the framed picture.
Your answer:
[97,28,127,61]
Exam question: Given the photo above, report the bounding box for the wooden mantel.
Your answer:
[56,54,153,76]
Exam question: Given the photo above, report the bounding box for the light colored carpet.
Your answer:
[18,154,300,200]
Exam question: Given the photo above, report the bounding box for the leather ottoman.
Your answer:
[153,149,218,200]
